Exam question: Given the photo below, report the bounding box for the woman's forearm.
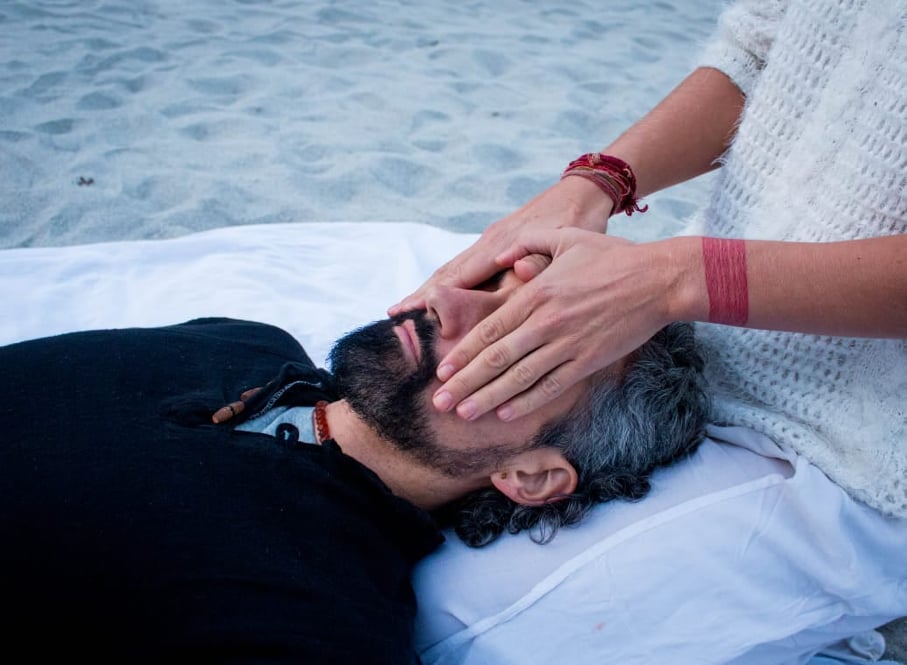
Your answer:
[667,234,907,337]
[604,67,746,198]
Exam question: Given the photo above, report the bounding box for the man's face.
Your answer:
[330,271,587,477]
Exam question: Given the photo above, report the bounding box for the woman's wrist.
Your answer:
[654,235,710,324]
[554,175,615,232]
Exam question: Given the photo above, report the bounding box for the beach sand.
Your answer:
[0,0,903,660]
[0,0,722,248]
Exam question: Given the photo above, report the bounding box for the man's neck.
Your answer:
[322,401,487,511]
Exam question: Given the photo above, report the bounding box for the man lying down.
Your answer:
[0,269,707,663]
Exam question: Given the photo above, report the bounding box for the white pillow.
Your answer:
[413,425,907,664]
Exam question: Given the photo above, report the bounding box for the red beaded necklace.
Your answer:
[313,400,332,444]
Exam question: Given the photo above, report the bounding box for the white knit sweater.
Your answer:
[688,0,907,517]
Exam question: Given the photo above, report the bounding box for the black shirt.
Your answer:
[0,318,442,663]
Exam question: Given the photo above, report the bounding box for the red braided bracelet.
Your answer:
[702,237,749,325]
[561,153,648,216]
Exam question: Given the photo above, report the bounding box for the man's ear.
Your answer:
[490,448,578,506]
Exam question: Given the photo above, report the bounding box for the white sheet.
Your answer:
[2,222,904,664]
[414,425,907,665]
[0,222,475,365]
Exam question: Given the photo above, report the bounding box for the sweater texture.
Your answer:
[689,0,907,517]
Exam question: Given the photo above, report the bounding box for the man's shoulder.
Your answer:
[2,317,306,357]
[163,317,304,351]
[103,317,313,367]
[0,317,320,421]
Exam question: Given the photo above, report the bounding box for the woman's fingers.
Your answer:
[460,341,583,422]
[512,253,552,281]
[432,280,581,418]
[434,307,591,421]
[495,227,579,267]
[390,175,611,316]
[495,357,585,421]
[388,238,506,316]
[430,228,673,421]
[432,290,541,409]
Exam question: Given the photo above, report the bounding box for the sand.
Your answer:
[0,0,721,249]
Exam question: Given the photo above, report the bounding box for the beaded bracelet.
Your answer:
[561,153,648,216]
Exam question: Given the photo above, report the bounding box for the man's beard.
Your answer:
[330,311,530,478]
[329,310,442,465]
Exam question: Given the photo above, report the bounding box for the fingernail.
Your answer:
[497,405,514,422]
[433,391,453,411]
[437,363,455,381]
[457,400,477,421]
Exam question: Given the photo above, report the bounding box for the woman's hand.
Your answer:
[431,230,703,421]
[388,176,614,316]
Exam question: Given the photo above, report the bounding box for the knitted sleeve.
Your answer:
[697,0,788,96]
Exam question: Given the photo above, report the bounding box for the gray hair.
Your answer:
[442,322,710,547]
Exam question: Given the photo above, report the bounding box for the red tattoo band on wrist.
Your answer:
[702,237,749,325]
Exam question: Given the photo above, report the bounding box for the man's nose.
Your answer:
[424,284,500,340]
